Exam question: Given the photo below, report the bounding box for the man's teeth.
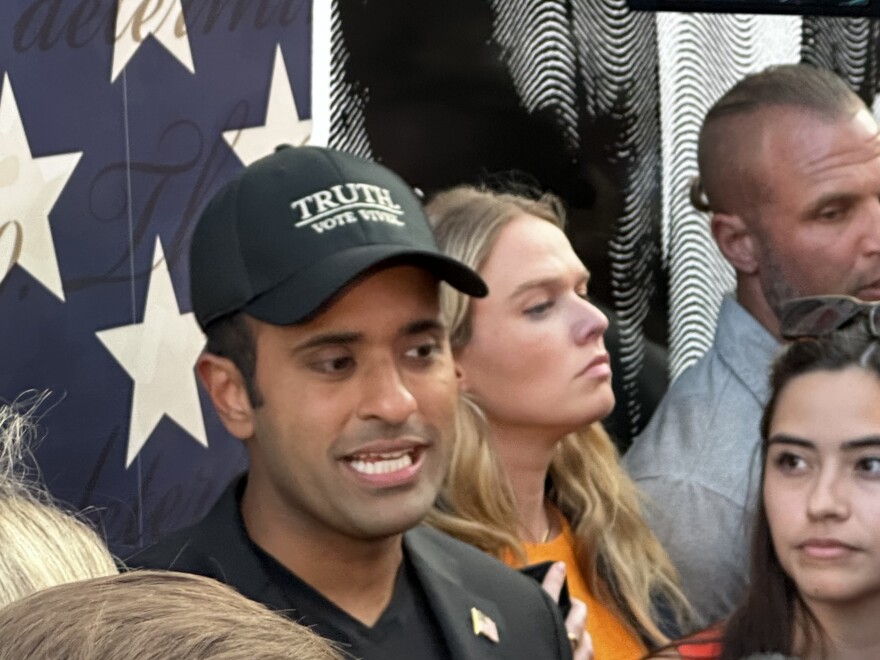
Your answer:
[348,451,414,475]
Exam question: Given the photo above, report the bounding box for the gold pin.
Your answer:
[470,607,499,643]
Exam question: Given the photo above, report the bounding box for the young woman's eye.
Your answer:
[774,451,807,473]
[576,289,589,301]
[524,300,553,317]
[856,456,880,477]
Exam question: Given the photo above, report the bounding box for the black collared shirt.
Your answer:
[128,476,572,660]
[254,541,450,660]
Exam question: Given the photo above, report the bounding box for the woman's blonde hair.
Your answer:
[0,570,343,659]
[424,185,690,645]
[0,392,118,607]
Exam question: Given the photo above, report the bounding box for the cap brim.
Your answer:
[244,245,487,325]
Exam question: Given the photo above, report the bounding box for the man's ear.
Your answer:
[196,353,255,440]
[711,212,759,275]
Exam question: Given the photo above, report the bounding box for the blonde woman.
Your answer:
[0,392,118,606]
[426,186,689,660]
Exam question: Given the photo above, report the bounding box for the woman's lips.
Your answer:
[798,538,859,560]
[577,353,611,379]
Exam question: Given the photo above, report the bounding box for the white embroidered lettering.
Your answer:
[312,190,338,213]
[331,184,359,204]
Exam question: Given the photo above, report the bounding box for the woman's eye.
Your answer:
[774,451,807,473]
[524,300,553,317]
[856,456,880,477]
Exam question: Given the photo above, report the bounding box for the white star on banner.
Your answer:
[111,0,195,82]
[96,238,207,467]
[0,74,81,302]
[223,45,312,165]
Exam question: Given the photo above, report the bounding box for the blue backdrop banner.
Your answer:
[0,0,318,556]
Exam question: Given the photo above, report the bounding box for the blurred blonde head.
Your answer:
[0,570,343,660]
[0,392,117,607]
[425,185,689,645]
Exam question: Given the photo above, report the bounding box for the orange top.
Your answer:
[505,514,647,660]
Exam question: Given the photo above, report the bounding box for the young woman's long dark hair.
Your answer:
[719,324,880,660]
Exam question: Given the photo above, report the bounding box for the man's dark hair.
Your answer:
[204,314,263,407]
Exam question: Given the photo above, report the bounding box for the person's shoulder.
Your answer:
[124,518,213,573]
[126,477,244,573]
[409,526,538,588]
[407,527,569,656]
[625,335,756,476]
[629,347,721,440]
[406,526,566,613]
[623,372,710,476]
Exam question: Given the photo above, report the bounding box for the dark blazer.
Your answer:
[127,478,572,660]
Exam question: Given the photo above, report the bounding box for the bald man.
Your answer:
[624,64,880,626]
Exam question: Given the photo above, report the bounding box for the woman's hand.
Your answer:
[540,562,594,660]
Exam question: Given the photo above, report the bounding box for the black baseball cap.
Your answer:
[189,145,487,330]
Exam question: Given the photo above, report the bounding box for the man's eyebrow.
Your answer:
[292,320,444,352]
[293,331,361,353]
[402,318,446,337]
[804,192,856,216]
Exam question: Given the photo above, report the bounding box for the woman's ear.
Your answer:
[196,353,255,441]
[454,360,469,392]
[710,212,759,275]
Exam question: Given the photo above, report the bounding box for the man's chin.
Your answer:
[347,499,437,540]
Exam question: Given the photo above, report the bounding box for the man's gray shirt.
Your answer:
[623,296,779,626]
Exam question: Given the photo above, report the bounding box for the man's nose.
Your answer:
[356,362,418,424]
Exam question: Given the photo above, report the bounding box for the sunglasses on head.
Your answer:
[779,295,880,340]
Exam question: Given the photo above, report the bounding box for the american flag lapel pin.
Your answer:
[470,607,500,643]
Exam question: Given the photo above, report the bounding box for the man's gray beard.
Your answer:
[758,241,800,323]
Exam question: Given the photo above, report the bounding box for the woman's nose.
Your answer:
[806,470,850,522]
[572,298,609,345]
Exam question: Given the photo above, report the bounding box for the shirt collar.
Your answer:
[714,294,780,403]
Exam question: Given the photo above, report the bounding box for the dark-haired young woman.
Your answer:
[656,298,880,660]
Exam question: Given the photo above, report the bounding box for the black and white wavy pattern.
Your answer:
[801,17,877,98]
[657,13,800,379]
[571,1,661,437]
[326,4,880,416]
[488,0,580,150]
[327,0,372,158]
[488,0,665,436]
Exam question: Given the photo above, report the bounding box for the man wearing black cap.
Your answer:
[128,146,574,659]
